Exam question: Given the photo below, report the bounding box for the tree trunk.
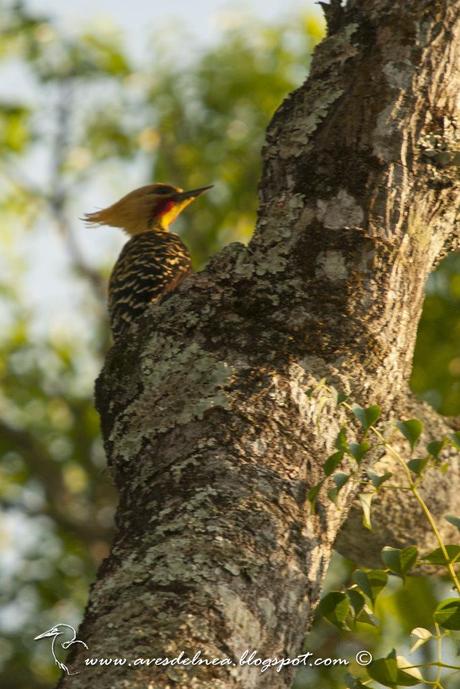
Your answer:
[59,1,460,687]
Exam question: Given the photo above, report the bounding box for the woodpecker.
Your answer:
[84,183,212,339]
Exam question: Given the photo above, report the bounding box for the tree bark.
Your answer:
[59,1,460,687]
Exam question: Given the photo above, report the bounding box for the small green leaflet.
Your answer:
[323,451,343,476]
[445,514,460,532]
[409,627,432,653]
[367,470,392,489]
[358,492,374,530]
[318,591,350,630]
[352,405,381,431]
[397,419,423,450]
[347,589,366,619]
[434,598,460,630]
[335,428,349,452]
[381,546,418,578]
[333,472,350,490]
[352,569,388,607]
[328,472,351,504]
[426,439,445,458]
[422,544,460,565]
[349,440,370,464]
[407,457,429,476]
[367,652,422,687]
[356,608,379,627]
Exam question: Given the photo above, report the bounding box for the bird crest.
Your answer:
[84,182,212,235]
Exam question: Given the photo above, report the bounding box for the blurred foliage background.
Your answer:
[0,1,459,688]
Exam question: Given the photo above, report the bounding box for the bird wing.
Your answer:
[108,231,192,340]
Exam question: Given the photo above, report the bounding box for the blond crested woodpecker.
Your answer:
[84,183,212,340]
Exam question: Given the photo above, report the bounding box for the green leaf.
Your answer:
[366,655,399,687]
[427,439,445,458]
[395,656,423,685]
[333,472,350,490]
[367,653,422,687]
[327,487,339,503]
[409,627,432,653]
[352,404,381,431]
[318,591,350,630]
[367,470,392,489]
[337,391,348,405]
[407,457,429,476]
[327,472,350,504]
[358,492,374,530]
[335,428,348,452]
[434,598,460,630]
[349,440,370,464]
[381,546,418,577]
[352,569,388,607]
[399,546,419,575]
[397,419,423,450]
[422,544,460,565]
[410,626,432,639]
[445,515,460,532]
[347,589,365,618]
[357,608,380,627]
[323,451,343,476]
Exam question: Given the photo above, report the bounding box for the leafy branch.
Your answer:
[311,398,460,689]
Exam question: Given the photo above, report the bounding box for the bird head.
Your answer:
[84,183,213,236]
[34,624,68,640]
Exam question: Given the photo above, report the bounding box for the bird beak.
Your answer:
[173,185,213,201]
[34,630,53,640]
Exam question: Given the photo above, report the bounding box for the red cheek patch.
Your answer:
[156,200,175,216]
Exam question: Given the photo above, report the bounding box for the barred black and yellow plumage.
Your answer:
[108,231,191,339]
[84,182,212,340]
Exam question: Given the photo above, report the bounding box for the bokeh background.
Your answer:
[0,1,459,687]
